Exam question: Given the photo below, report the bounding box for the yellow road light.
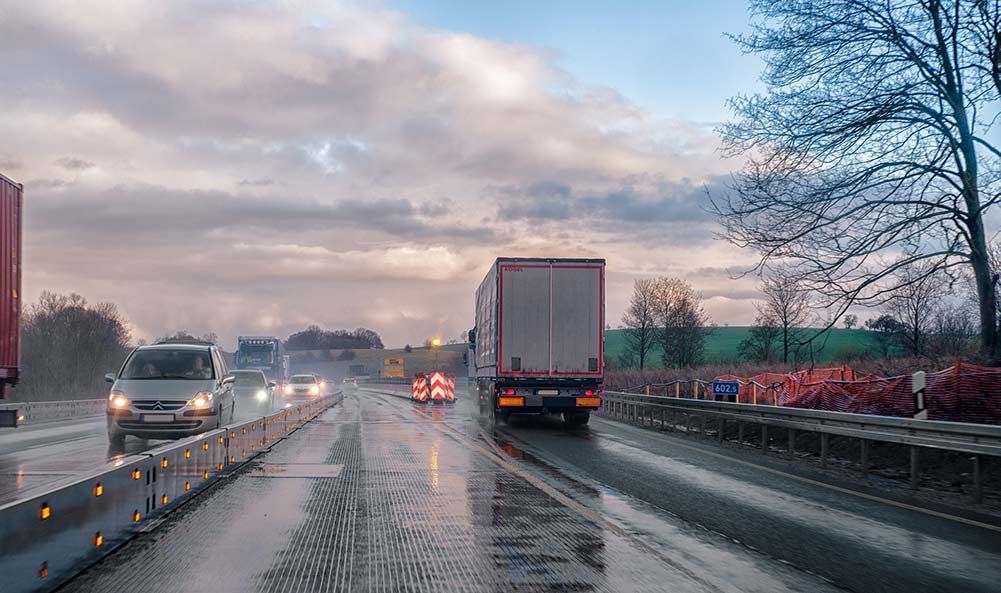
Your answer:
[93,483,103,497]
[184,482,191,491]
[431,337,441,347]
[132,510,141,522]
[184,449,191,459]
[160,458,169,468]
[40,503,51,520]
[39,562,48,579]
[131,469,141,480]
[94,532,103,547]
[202,442,209,451]
[202,471,209,479]
[161,495,168,505]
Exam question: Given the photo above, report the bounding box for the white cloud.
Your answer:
[1,0,753,347]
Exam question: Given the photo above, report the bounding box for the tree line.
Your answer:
[8,292,384,401]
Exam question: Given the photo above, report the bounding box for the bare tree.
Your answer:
[739,314,781,362]
[758,275,812,363]
[621,279,659,369]
[884,262,946,355]
[14,292,132,402]
[843,314,859,330]
[655,278,712,368]
[712,0,1001,358]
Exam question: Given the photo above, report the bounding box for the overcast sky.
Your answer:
[1,0,768,348]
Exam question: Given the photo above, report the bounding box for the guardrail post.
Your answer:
[972,456,983,504]
[675,383,680,399]
[909,446,920,489]
[860,439,870,478]
[821,433,829,469]
[788,428,795,459]
[684,413,691,435]
[752,383,757,405]
[690,380,696,399]
[718,418,725,443]
[761,425,768,454]
[699,415,706,438]
[645,385,650,396]
[738,421,745,446]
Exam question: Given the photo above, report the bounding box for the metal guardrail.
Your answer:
[600,391,999,502]
[0,399,106,426]
[0,391,342,593]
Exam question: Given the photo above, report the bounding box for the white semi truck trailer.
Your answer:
[472,257,604,426]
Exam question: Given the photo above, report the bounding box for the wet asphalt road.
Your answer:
[46,387,876,592]
[492,408,1001,593]
[0,396,288,504]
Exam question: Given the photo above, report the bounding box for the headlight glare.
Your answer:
[189,392,213,409]
[109,391,129,409]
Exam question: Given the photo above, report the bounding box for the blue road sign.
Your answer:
[712,381,740,396]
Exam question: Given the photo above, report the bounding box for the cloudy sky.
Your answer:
[1,0,768,348]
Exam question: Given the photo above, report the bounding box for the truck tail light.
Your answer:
[584,390,595,396]
[498,396,524,407]
[503,388,516,396]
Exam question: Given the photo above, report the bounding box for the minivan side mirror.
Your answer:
[104,373,116,383]
[268,382,277,389]
[222,375,236,385]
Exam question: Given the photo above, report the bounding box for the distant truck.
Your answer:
[472,257,604,426]
[236,336,288,384]
[0,174,22,400]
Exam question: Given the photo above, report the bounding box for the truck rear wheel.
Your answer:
[563,410,590,427]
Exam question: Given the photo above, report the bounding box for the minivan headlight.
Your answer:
[256,390,268,401]
[309,385,320,395]
[109,391,129,409]
[188,392,214,409]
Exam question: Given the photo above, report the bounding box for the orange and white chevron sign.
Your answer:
[412,373,428,402]
[429,371,448,401]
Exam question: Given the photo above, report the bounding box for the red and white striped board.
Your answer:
[445,372,456,402]
[412,373,429,402]
[429,371,449,402]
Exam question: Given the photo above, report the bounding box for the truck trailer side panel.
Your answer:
[0,173,22,393]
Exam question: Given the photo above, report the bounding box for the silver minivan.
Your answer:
[105,341,236,445]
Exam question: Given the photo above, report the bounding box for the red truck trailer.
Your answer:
[0,173,22,399]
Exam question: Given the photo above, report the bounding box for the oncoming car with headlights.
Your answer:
[283,374,323,402]
[230,369,276,413]
[105,341,236,446]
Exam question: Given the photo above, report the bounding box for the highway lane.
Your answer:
[0,395,300,504]
[491,407,1001,593]
[365,386,1001,593]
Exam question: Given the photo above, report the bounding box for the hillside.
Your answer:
[605,327,882,367]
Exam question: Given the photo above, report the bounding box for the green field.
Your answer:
[605,327,881,367]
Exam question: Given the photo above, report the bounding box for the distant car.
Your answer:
[342,377,357,385]
[283,374,323,401]
[105,341,236,446]
[229,369,276,413]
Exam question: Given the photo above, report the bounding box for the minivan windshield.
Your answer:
[290,375,316,384]
[120,349,215,380]
[230,370,267,387]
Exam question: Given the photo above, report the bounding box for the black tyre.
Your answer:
[563,411,590,427]
[108,430,125,447]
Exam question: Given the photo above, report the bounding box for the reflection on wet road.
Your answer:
[60,388,845,593]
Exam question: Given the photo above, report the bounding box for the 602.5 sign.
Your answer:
[711,381,740,396]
